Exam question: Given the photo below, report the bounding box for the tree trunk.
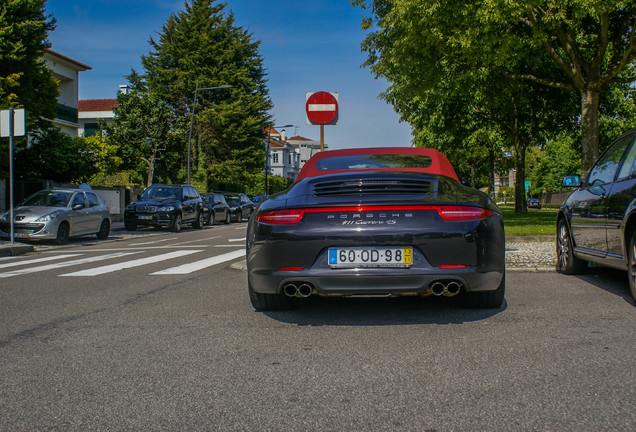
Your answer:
[580,88,601,176]
[488,149,495,196]
[514,136,527,214]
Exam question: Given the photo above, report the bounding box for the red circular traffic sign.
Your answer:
[306,91,338,125]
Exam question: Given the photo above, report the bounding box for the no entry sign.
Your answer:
[306,91,338,125]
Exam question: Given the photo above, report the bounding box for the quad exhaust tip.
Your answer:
[430,280,462,297]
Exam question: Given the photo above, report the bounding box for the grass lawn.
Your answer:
[499,205,559,237]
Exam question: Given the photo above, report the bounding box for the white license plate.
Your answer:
[14,232,29,239]
[138,215,153,220]
[328,247,412,268]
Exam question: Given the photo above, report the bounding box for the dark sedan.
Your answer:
[556,129,636,302]
[201,193,231,225]
[527,198,542,209]
[246,147,506,311]
[223,192,254,222]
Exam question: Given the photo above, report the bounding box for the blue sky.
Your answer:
[44,0,413,149]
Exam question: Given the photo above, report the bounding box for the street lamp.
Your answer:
[187,79,231,184]
[265,124,294,195]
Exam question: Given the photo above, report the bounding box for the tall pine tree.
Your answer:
[0,0,58,125]
[139,0,272,188]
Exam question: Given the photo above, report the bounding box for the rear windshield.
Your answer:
[315,154,433,171]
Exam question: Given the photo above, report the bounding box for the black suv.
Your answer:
[124,184,204,232]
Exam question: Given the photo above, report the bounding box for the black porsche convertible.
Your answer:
[246,147,505,310]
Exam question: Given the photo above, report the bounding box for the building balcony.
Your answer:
[56,103,78,124]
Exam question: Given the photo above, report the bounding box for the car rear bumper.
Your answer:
[248,265,503,296]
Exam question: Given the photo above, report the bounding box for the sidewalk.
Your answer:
[0,229,556,271]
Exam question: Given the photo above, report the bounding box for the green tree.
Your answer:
[355,0,576,212]
[14,127,98,183]
[0,0,57,124]
[83,134,123,176]
[139,0,272,190]
[107,77,173,187]
[354,0,636,177]
[527,133,581,194]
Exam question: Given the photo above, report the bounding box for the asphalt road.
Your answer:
[0,225,635,431]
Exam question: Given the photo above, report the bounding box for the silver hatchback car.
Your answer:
[0,189,111,244]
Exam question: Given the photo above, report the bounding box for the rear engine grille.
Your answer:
[136,206,157,213]
[313,179,433,196]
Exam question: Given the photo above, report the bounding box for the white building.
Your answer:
[78,99,118,136]
[43,49,91,137]
[286,135,325,170]
[265,128,300,180]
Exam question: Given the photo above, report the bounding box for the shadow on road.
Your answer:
[573,266,635,306]
[262,295,507,326]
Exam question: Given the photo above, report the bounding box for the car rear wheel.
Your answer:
[556,219,587,274]
[171,213,182,232]
[193,211,203,229]
[248,281,295,311]
[628,231,636,302]
[96,219,110,240]
[55,222,70,245]
[460,273,505,309]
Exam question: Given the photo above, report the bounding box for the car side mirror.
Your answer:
[562,175,581,187]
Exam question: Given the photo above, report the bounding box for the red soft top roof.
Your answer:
[296,147,459,181]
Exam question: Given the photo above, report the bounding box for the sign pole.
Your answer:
[320,125,324,152]
[8,108,14,244]
[2,107,24,245]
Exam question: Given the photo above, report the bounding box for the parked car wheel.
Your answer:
[248,281,295,311]
[225,212,231,224]
[460,273,505,308]
[628,231,636,302]
[193,211,203,229]
[55,222,70,245]
[171,213,182,233]
[556,219,587,274]
[96,219,110,240]
[206,211,214,226]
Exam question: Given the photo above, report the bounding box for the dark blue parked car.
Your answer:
[201,193,231,225]
[556,129,636,302]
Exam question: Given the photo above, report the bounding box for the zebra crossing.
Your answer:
[0,236,246,279]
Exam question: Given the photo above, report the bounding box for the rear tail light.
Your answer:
[256,205,492,224]
[436,206,492,220]
[256,209,304,224]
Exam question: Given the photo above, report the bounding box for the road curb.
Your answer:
[0,243,35,257]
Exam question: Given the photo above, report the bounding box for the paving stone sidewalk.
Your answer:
[505,237,555,272]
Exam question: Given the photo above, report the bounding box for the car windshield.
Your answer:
[20,190,73,207]
[141,186,180,200]
[225,196,239,205]
[315,154,433,171]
